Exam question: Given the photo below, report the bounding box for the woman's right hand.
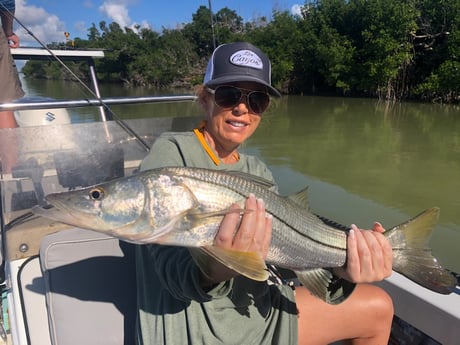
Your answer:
[200,194,273,286]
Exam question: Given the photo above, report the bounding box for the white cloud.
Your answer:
[14,0,66,45]
[99,1,153,33]
[291,4,302,17]
[99,1,131,29]
[134,20,152,31]
[12,0,146,45]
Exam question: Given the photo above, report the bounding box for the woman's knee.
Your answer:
[356,284,394,336]
[365,284,394,318]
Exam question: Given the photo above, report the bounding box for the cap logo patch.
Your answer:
[230,50,263,70]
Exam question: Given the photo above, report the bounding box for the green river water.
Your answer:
[20,77,460,273]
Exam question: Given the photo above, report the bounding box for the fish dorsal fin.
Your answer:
[160,166,276,189]
[287,187,309,209]
[190,246,268,282]
[225,170,276,189]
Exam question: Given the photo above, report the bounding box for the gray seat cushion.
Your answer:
[39,229,136,345]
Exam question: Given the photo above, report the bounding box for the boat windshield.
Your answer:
[0,117,197,228]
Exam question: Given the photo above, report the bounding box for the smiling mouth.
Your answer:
[227,120,247,127]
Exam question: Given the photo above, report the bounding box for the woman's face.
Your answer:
[204,82,269,151]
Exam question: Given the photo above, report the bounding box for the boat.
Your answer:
[0,48,458,345]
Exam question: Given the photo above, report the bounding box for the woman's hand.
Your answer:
[215,194,272,258]
[199,194,272,286]
[7,33,20,48]
[333,222,393,283]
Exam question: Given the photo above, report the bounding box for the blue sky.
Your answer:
[14,0,304,46]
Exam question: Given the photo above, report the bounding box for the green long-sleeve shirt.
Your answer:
[136,131,298,345]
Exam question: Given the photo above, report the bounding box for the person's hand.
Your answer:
[333,222,393,283]
[200,194,272,286]
[7,33,20,48]
[215,194,272,258]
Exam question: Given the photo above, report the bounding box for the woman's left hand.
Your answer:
[333,222,393,283]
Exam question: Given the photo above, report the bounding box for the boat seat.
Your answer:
[17,256,53,344]
[39,228,137,345]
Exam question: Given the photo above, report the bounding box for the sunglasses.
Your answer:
[207,85,270,114]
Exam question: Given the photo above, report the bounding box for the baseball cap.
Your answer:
[203,42,281,97]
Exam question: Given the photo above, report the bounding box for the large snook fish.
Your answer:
[32,167,457,303]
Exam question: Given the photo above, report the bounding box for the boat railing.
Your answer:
[0,95,197,112]
[7,47,197,120]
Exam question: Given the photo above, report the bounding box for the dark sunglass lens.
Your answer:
[214,86,241,108]
[249,92,270,113]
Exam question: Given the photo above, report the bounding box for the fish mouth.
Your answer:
[32,201,101,229]
[32,203,76,223]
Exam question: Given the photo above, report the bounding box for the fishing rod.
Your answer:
[1,3,161,151]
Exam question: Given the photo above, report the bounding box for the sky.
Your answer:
[12,0,304,46]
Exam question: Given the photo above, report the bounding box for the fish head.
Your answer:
[33,176,146,231]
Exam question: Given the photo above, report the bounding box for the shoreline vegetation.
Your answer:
[22,1,460,103]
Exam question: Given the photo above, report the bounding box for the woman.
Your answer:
[136,42,394,345]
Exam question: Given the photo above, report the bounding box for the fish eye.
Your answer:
[89,188,105,200]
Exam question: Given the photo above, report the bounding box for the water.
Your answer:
[19,76,460,273]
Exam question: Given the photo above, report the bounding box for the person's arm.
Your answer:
[1,1,19,48]
[148,245,224,302]
[1,1,14,35]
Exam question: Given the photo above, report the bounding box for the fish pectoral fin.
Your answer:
[185,208,248,229]
[188,208,246,220]
[294,268,356,305]
[197,246,268,281]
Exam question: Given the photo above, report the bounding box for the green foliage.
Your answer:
[246,11,302,92]
[21,1,460,102]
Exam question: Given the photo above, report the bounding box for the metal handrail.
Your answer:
[0,95,197,111]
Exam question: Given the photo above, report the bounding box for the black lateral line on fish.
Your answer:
[272,214,348,251]
[162,167,348,251]
[221,188,348,252]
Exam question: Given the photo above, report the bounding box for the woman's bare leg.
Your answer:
[297,284,393,345]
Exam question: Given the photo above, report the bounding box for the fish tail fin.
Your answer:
[386,207,456,294]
